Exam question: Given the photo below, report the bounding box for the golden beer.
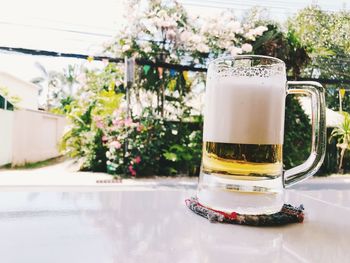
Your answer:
[202,142,282,179]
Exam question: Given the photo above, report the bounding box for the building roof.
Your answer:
[0,72,38,90]
[0,71,39,110]
[299,96,344,128]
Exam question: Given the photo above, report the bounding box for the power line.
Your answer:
[0,46,206,72]
[180,0,347,13]
[181,1,294,12]
[0,45,349,84]
[0,21,113,38]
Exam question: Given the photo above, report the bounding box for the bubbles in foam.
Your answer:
[203,75,286,145]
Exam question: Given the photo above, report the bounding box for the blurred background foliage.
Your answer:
[45,2,349,176]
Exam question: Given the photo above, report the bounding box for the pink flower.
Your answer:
[96,121,104,129]
[110,140,122,149]
[102,136,108,142]
[94,116,104,129]
[124,117,133,127]
[136,123,144,132]
[134,156,141,164]
[128,165,136,177]
[113,119,124,127]
[113,109,122,118]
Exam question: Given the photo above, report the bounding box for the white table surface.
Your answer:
[0,181,349,263]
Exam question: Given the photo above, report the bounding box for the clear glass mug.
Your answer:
[197,55,326,215]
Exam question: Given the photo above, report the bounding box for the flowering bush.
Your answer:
[188,13,267,58]
[100,106,202,177]
[103,108,145,176]
[60,63,124,171]
[107,0,268,65]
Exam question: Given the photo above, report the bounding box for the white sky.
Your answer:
[0,0,122,53]
[0,0,348,82]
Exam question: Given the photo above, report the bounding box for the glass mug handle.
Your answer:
[284,81,327,187]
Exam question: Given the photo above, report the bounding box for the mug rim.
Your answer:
[209,55,285,66]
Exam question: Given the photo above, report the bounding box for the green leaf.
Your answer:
[163,152,177,162]
[169,144,184,152]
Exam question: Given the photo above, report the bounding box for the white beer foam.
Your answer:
[203,75,286,145]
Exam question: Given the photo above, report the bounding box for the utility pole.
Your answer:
[124,57,135,165]
[124,57,135,117]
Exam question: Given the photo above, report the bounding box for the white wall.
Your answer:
[0,109,14,166]
[0,72,38,110]
[11,109,66,166]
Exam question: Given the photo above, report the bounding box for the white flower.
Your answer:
[227,21,241,33]
[122,44,131,52]
[140,41,152,53]
[254,26,268,36]
[230,46,243,56]
[166,29,176,40]
[241,43,253,52]
[245,29,256,40]
[157,10,167,18]
[167,18,178,28]
[210,28,220,38]
[235,27,244,34]
[200,23,208,33]
[144,46,152,53]
[170,53,178,60]
[150,17,161,28]
[197,43,209,53]
[190,34,202,44]
[218,40,232,49]
[142,19,158,34]
[180,30,192,42]
[160,19,171,28]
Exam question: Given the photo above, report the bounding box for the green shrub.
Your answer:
[59,64,123,172]
[283,96,312,169]
[103,107,202,177]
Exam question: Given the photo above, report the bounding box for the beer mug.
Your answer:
[197,55,326,215]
